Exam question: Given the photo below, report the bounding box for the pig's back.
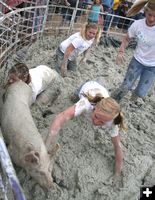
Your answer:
[1,81,45,157]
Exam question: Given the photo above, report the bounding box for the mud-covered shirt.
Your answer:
[29,65,57,102]
[74,81,119,137]
[60,32,94,61]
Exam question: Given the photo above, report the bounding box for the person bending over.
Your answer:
[45,81,127,177]
[6,63,62,105]
[56,23,101,77]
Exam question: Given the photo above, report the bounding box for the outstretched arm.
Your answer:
[116,33,130,65]
[61,44,75,76]
[111,135,123,176]
[45,105,75,149]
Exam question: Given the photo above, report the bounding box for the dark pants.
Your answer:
[55,47,77,73]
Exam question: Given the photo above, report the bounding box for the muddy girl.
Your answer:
[45,80,127,177]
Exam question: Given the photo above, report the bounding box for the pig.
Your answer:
[1,80,59,190]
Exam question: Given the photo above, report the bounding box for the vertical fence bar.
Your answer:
[0,129,26,200]
[41,0,50,37]
[68,0,79,34]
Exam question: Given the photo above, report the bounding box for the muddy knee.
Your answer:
[36,77,62,105]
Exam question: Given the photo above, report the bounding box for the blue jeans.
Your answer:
[103,9,114,32]
[117,57,155,99]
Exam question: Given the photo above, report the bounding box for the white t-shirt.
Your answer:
[29,65,58,102]
[59,32,94,61]
[74,81,119,137]
[128,19,155,66]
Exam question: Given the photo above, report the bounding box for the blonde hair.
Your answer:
[127,0,155,17]
[145,2,155,12]
[96,97,120,117]
[80,23,101,43]
[82,92,127,131]
[114,111,127,131]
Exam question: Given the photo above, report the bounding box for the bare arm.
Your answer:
[45,105,75,149]
[100,5,104,13]
[61,43,75,76]
[116,33,130,65]
[111,135,123,176]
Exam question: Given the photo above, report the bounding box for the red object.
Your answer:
[5,0,25,8]
[98,15,103,26]
[1,0,25,13]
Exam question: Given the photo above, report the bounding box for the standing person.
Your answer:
[88,0,104,24]
[6,63,62,105]
[61,0,83,25]
[102,0,114,33]
[45,80,127,177]
[55,23,101,77]
[102,0,113,12]
[112,0,121,28]
[33,0,47,33]
[114,1,155,102]
[117,0,129,29]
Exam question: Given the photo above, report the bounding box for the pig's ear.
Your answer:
[24,151,40,164]
[48,143,60,158]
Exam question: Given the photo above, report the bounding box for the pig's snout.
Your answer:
[28,168,55,190]
[41,174,55,190]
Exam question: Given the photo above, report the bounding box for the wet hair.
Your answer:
[145,2,155,12]
[114,112,127,131]
[80,23,101,43]
[82,92,127,131]
[8,63,31,84]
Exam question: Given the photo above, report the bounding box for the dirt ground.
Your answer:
[0,35,155,200]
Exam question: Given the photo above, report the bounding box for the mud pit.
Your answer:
[0,35,155,200]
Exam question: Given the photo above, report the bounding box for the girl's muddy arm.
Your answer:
[45,105,75,149]
[116,33,130,64]
[111,135,123,176]
[61,44,75,76]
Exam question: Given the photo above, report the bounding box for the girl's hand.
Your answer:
[79,57,87,65]
[61,64,67,77]
[106,172,123,187]
[116,51,125,65]
[112,172,123,187]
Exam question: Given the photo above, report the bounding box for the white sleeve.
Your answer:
[74,98,92,117]
[110,124,119,137]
